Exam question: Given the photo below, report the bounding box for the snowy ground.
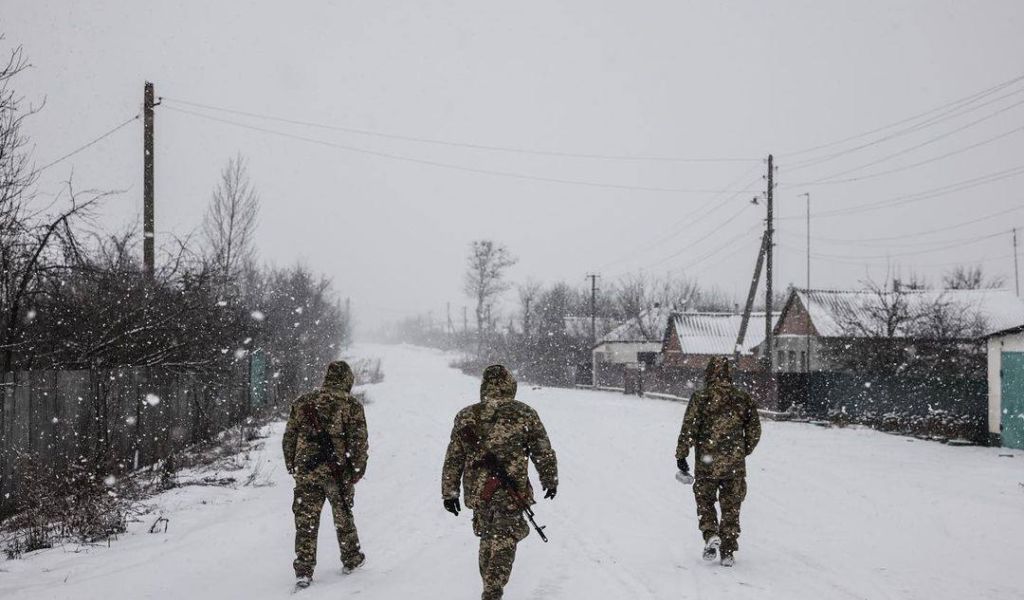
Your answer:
[3,344,1024,600]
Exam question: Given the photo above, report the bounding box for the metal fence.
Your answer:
[0,361,280,506]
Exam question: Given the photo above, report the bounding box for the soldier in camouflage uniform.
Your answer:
[282,360,369,588]
[675,356,761,566]
[442,365,558,600]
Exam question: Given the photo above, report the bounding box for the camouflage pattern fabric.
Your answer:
[474,506,529,600]
[282,360,368,577]
[675,356,761,479]
[442,364,558,600]
[292,481,362,576]
[694,477,747,553]
[441,365,558,511]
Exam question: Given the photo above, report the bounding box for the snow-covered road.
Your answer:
[3,344,1023,599]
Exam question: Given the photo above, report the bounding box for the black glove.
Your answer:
[443,497,461,516]
[544,487,557,500]
[677,457,690,474]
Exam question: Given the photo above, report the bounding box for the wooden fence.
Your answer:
[0,364,281,509]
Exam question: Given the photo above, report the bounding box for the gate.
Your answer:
[1001,352,1024,449]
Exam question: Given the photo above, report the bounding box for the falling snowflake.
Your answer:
[295,307,304,314]
[234,349,247,359]
[216,300,228,307]
[25,309,37,321]
[145,393,161,406]
[250,310,266,321]
[104,474,117,486]
[126,416,137,425]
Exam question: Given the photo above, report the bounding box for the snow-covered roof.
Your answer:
[597,307,673,345]
[669,312,780,356]
[790,288,1024,339]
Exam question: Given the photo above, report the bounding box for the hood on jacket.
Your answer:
[704,356,733,387]
[323,360,355,392]
[480,364,517,400]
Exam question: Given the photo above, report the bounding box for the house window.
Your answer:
[788,350,797,371]
[800,350,807,371]
[777,350,785,370]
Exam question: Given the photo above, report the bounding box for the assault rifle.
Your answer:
[477,452,549,543]
[301,403,350,491]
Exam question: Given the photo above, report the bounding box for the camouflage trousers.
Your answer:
[473,505,530,600]
[292,480,363,577]
[693,477,747,553]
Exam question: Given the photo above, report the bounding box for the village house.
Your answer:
[771,288,1024,443]
[661,311,778,372]
[772,288,1024,373]
[985,325,1024,449]
[591,307,672,387]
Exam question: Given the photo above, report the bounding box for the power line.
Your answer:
[781,163,1024,220]
[777,229,1009,258]
[36,114,140,173]
[783,86,1024,172]
[598,167,763,271]
[777,242,1016,270]
[795,205,1024,243]
[790,124,1024,186]
[780,71,1024,158]
[162,96,761,164]
[164,105,754,194]
[786,99,1024,182]
[643,205,756,272]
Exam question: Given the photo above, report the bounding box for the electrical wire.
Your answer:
[789,124,1024,186]
[164,105,755,194]
[777,241,1015,270]
[777,229,1008,258]
[785,98,1024,182]
[799,205,1024,243]
[36,114,140,173]
[162,96,760,164]
[597,167,764,271]
[779,71,1024,158]
[781,163,1024,220]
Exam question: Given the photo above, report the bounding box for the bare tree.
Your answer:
[463,240,517,353]
[942,264,1005,290]
[517,280,542,338]
[202,153,260,294]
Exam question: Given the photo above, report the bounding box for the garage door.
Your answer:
[1002,352,1024,450]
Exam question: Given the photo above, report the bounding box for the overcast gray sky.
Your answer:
[6,1,1024,332]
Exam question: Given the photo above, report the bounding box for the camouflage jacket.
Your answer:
[442,366,558,512]
[676,357,761,479]
[282,361,368,487]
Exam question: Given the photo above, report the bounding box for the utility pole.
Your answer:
[523,297,531,339]
[587,274,600,345]
[801,192,811,373]
[447,302,454,335]
[764,154,775,375]
[463,306,468,334]
[143,82,158,279]
[736,232,769,358]
[1014,227,1021,296]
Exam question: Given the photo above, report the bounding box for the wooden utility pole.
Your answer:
[764,154,775,374]
[587,274,600,345]
[736,232,769,357]
[1014,227,1021,296]
[801,192,811,373]
[143,82,157,278]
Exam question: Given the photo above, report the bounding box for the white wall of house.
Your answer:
[771,335,832,372]
[987,330,1024,438]
[593,341,663,366]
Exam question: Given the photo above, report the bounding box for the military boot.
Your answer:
[295,575,312,590]
[720,552,735,567]
[702,535,721,561]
